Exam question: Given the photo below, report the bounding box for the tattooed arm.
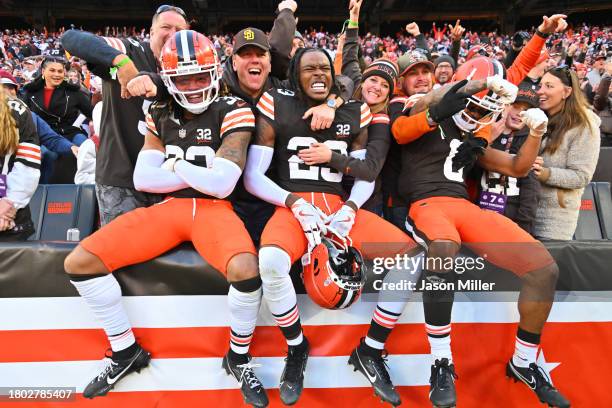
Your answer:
[171,130,252,199]
[410,79,488,114]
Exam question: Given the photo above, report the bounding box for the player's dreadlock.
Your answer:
[288,47,338,100]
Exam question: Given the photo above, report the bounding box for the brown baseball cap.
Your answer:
[233,28,270,54]
[398,50,434,76]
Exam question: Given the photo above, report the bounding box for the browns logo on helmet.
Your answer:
[159,30,220,114]
[301,233,366,310]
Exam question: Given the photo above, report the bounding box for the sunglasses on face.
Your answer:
[155,4,186,19]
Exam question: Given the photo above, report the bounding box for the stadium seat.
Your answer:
[574,183,603,240]
[593,182,612,240]
[27,184,98,241]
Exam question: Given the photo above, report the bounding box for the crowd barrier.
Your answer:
[1,179,611,407]
[1,238,612,407]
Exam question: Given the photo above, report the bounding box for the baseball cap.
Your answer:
[0,70,18,88]
[233,28,270,54]
[398,50,434,76]
[514,81,539,108]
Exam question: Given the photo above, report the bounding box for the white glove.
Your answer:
[161,157,181,172]
[520,108,548,138]
[486,76,518,104]
[326,204,356,238]
[290,198,327,250]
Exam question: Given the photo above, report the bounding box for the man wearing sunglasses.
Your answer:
[61,5,189,224]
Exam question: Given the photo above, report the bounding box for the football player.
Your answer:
[391,57,570,408]
[243,47,420,405]
[63,31,269,407]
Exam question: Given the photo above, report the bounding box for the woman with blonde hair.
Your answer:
[534,66,601,240]
[0,86,41,241]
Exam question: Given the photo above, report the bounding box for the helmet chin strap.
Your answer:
[452,111,478,132]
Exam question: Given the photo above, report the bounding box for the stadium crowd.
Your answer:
[0,1,610,407]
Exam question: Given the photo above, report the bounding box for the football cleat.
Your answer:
[506,360,570,408]
[429,358,457,408]
[348,342,401,407]
[279,337,310,405]
[222,352,268,408]
[83,344,151,399]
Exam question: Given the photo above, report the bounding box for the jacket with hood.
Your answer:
[23,77,92,140]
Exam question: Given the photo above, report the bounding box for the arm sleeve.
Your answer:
[345,149,375,208]
[243,145,291,207]
[61,30,121,69]
[392,110,435,144]
[33,112,74,155]
[269,9,296,80]
[341,27,362,92]
[6,162,39,208]
[132,149,189,193]
[544,126,601,189]
[328,116,390,181]
[506,33,546,85]
[174,157,242,199]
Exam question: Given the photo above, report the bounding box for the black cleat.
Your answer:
[83,344,151,399]
[222,352,269,408]
[429,358,457,408]
[348,343,401,407]
[506,360,570,408]
[279,337,309,405]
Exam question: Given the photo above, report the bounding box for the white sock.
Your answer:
[426,324,452,364]
[512,336,539,368]
[259,247,303,346]
[70,274,134,352]
[228,285,262,354]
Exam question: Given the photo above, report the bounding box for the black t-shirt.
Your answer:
[256,88,371,196]
[146,97,255,199]
[88,37,158,188]
[381,95,408,207]
[398,118,471,205]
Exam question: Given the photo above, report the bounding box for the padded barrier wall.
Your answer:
[1,241,612,407]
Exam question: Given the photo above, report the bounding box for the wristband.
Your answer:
[348,20,359,28]
[535,29,550,38]
[109,56,132,80]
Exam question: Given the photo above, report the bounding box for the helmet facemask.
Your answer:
[453,93,504,132]
[161,62,220,114]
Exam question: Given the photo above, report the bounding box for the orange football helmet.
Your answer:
[452,56,506,131]
[159,30,220,114]
[301,234,365,309]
